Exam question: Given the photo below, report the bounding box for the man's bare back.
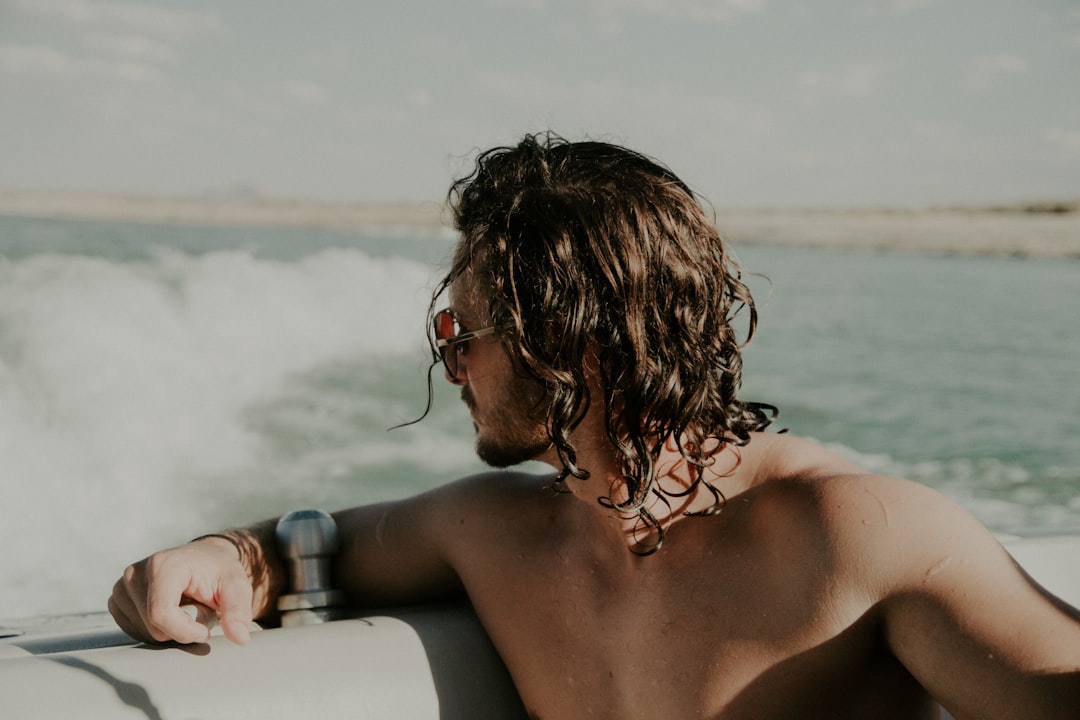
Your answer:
[446,475,929,716]
[331,432,1064,720]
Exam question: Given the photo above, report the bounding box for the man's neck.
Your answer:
[556,438,743,551]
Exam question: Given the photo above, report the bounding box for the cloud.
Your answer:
[408,88,433,110]
[304,46,354,71]
[1045,128,1080,155]
[589,0,767,23]
[469,68,773,141]
[0,0,226,96]
[887,0,945,13]
[82,33,177,65]
[1066,9,1080,50]
[797,62,882,98]
[7,0,225,43]
[216,80,335,124]
[855,0,946,18]
[486,0,548,9]
[0,42,163,83]
[0,43,71,76]
[962,54,1027,92]
[280,80,330,106]
[485,0,766,21]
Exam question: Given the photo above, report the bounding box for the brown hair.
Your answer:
[430,132,776,552]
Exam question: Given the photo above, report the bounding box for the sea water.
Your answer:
[1,214,1077,620]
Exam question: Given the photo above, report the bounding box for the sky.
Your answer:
[1,0,1078,209]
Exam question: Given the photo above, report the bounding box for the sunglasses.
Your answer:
[434,308,496,378]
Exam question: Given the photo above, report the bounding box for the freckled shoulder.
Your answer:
[439,469,563,507]
[775,469,1004,603]
[744,432,865,487]
[741,433,976,549]
[428,469,567,538]
[727,433,994,598]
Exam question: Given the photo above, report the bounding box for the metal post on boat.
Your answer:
[275,509,346,627]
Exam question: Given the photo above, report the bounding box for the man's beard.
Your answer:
[475,431,552,468]
[466,381,553,468]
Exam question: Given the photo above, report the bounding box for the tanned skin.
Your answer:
[111,281,1080,720]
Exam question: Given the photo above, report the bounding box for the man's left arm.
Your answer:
[865,479,1080,719]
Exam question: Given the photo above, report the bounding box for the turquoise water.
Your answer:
[738,248,1080,530]
[1,214,1077,618]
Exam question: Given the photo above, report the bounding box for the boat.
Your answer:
[2,519,1077,719]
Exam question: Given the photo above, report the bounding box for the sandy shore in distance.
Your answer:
[718,208,1080,259]
[1,189,1078,259]
[0,190,450,234]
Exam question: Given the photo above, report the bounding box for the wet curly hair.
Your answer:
[429,132,776,553]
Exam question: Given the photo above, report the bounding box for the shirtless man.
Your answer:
[110,134,1080,719]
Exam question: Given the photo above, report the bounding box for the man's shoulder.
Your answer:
[443,468,560,498]
[743,432,863,483]
[746,438,967,538]
[425,468,564,526]
[389,469,558,533]
[742,435,983,573]
[746,433,946,508]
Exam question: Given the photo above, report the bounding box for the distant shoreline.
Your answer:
[0,189,450,234]
[2,189,1078,259]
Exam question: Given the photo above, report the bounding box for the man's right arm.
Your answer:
[329,496,466,608]
[109,483,470,646]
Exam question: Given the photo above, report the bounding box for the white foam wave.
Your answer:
[0,249,435,618]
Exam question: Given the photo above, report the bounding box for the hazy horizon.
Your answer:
[1,185,1077,216]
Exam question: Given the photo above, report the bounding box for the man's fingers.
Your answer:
[182,600,219,630]
[145,596,210,644]
[107,592,151,643]
[144,557,214,644]
[215,572,255,645]
[109,570,162,643]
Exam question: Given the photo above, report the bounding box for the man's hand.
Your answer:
[108,536,255,645]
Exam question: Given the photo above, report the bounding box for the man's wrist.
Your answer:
[190,523,285,621]
[190,532,245,563]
